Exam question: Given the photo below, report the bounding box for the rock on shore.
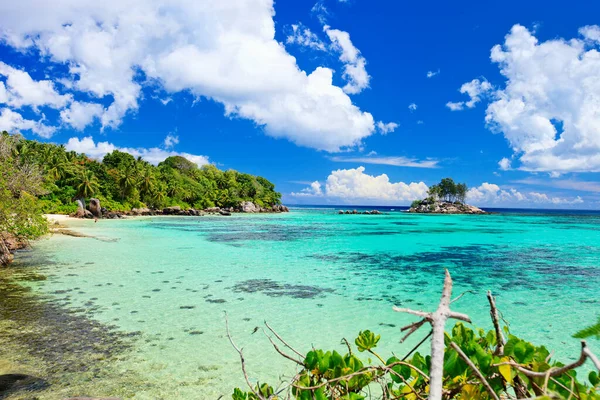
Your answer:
[408,199,486,214]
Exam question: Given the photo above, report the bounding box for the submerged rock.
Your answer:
[0,373,49,396]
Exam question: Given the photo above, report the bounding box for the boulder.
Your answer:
[240,201,259,213]
[73,199,86,218]
[371,210,382,215]
[0,373,49,395]
[219,210,232,216]
[204,207,221,213]
[131,207,151,216]
[89,198,102,218]
[163,206,181,215]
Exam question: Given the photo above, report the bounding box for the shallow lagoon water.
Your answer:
[10,208,600,398]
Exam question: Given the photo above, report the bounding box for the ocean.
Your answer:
[6,206,600,399]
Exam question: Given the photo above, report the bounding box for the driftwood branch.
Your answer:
[261,329,304,366]
[450,342,500,400]
[225,313,265,400]
[264,321,305,359]
[493,341,599,379]
[393,269,471,400]
[487,291,505,356]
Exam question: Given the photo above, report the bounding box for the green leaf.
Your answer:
[232,388,247,400]
[355,330,381,352]
[573,319,600,340]
[590,371,599,386]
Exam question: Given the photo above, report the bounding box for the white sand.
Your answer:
[44,214,73,225]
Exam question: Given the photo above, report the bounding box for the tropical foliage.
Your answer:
[1,132,282,214]
[0,133,48,264]
[428,178,468,204]
[232,306,600,400]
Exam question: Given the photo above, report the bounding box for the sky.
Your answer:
[1,0,600,208]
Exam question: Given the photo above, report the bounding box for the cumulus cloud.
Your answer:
[329,155,438,168]
[324,26,370,94]
[0,62,71,110]
[498,157,511,171]
[0,0,378,152]
[60,101,104,130]
[376,121,398,134]
[286,24,326,51]
[292,166,429,203]
[65,136,210,166]
[164,134,179,149]
[467,182,583,205]
[408,103,417,111]
[291,180,323,197]
[460,24,600,173]
[446,78,492,111]
[0,108,55,138]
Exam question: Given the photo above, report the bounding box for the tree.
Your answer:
[0,133,48,265]
[76,170,100,198]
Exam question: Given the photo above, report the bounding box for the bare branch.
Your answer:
[226,313,264,400]
[402,330,432,361]
[493,341,595,379]
[451,290,477,304]
[264,321,305,359]
[261,329,304,366]
[394,269,471,400]
[487,291,505,356]
[450,342,500,400]
[392,307,431,319]
[583,345,600,372]
[400,319,428,343]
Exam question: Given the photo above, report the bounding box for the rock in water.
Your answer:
[89,198,102,218]
[0,373,49,396]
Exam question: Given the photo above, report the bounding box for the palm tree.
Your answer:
[46,155,73,181]
[77,170,100,198]
[118,169,136,200]
[139,167,156,198]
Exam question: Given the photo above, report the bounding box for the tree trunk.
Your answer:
[0,237,13,266]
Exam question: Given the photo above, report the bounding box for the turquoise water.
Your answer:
[17,208,600,398]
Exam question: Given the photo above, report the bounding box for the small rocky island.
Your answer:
[408,178,487,214]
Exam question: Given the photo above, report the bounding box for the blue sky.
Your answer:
[1,0,600,207]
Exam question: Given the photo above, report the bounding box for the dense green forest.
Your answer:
[1,132,282,214]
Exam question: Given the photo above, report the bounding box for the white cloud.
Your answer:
[164,134,179,149]
[60,101,104,130]
[0,0,378,152]
[324,26,370,94]
[464,24,600,173]
[376,121,398,134]
[416,120,424,125]
[426,70,440,78]
[0,108,55,138]
[0,62,71,110]
[467,182,583,206]
[579,25,600,42]
[446,78,492,111]
[286,24,326,51]
[65,136,210,166]
[306,166,429,202]
[408,103,417,111]
[330,155,438,168]
[291,180,323,197]
[498,157,511,171]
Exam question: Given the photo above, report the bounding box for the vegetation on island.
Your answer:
[0,131,283,264]
[409,178,483,214]
[231,271,600,400]
[0,131,282,214]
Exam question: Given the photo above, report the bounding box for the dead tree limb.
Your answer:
[393,269,471,400]
[265,321,305,359]
[226,313,265,400]
[487,291,505,356]
[493,341,599,379]
[450,342,500,400]
[261,329,304,366]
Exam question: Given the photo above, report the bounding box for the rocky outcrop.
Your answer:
[338,209,383,215]
[89,198,102,218]
[409,199,486,214]
[0,234,29,266]
[241,201,259,213]
[239,201,289,213]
